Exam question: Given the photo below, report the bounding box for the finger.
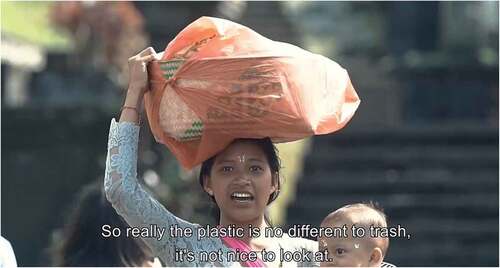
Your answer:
[128,54,155,66]
[138,47,156,57]
[154,51,164,60]
[128,55,138,62]
[128,47,156,62]
[136,55,156,73]
[138,54,156,63]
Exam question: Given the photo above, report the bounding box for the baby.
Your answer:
[319,203,389,267]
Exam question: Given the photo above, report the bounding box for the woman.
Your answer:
[51,181,157,267]
[104,47,317,267]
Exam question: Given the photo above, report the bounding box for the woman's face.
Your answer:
[203,140,277,224]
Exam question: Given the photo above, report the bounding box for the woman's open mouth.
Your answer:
[230,192,254,202]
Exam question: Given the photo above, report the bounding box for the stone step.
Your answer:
[304,145,498,169]
[313,125,498,147]
[240,2,289,22]
[287,193,498,224]
[2,108,110,150]
[387,240,498,266]
[285,218,498,237]
[297,168,498,194]
[239,2,299,43]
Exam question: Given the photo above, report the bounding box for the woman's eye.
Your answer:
[249,166,263,172]
[336,248,346,255]
[221,166,233,172]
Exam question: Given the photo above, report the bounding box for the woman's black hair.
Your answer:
[198,137,281,225]
[50,181,154,266]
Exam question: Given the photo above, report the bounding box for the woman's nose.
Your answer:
[232,171,251,184]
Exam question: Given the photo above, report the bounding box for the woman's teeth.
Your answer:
[231,192,253,201]
[233,192,251,198]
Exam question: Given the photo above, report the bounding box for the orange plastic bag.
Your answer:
[145,17,360,169]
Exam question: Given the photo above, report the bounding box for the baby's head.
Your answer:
[319,203,389,267]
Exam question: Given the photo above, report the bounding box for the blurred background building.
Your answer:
[1,1,498,266]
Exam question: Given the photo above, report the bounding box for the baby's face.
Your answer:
[319,222,374,267]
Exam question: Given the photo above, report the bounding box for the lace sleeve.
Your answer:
[104,119,213,266]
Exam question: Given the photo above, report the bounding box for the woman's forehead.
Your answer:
[215,141,267,162]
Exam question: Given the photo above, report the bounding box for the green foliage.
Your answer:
[1,1,73,51]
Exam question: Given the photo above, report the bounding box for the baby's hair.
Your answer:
[345,201,388,228]
[321,201,389,256]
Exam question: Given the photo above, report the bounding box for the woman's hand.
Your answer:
[125,47,158,107]
[120,47,158,124]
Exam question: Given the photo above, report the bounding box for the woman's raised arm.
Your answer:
[119,47,156,125]
[104,47,202,265]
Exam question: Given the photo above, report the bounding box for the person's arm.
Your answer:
[104,48,201,265]
[119,47,154,125]
[0,236,18,267]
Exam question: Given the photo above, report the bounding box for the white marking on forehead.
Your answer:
[237,154,246,163]
[354,243,360,249]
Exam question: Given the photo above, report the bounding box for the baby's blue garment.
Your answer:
[104,119,318,267]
